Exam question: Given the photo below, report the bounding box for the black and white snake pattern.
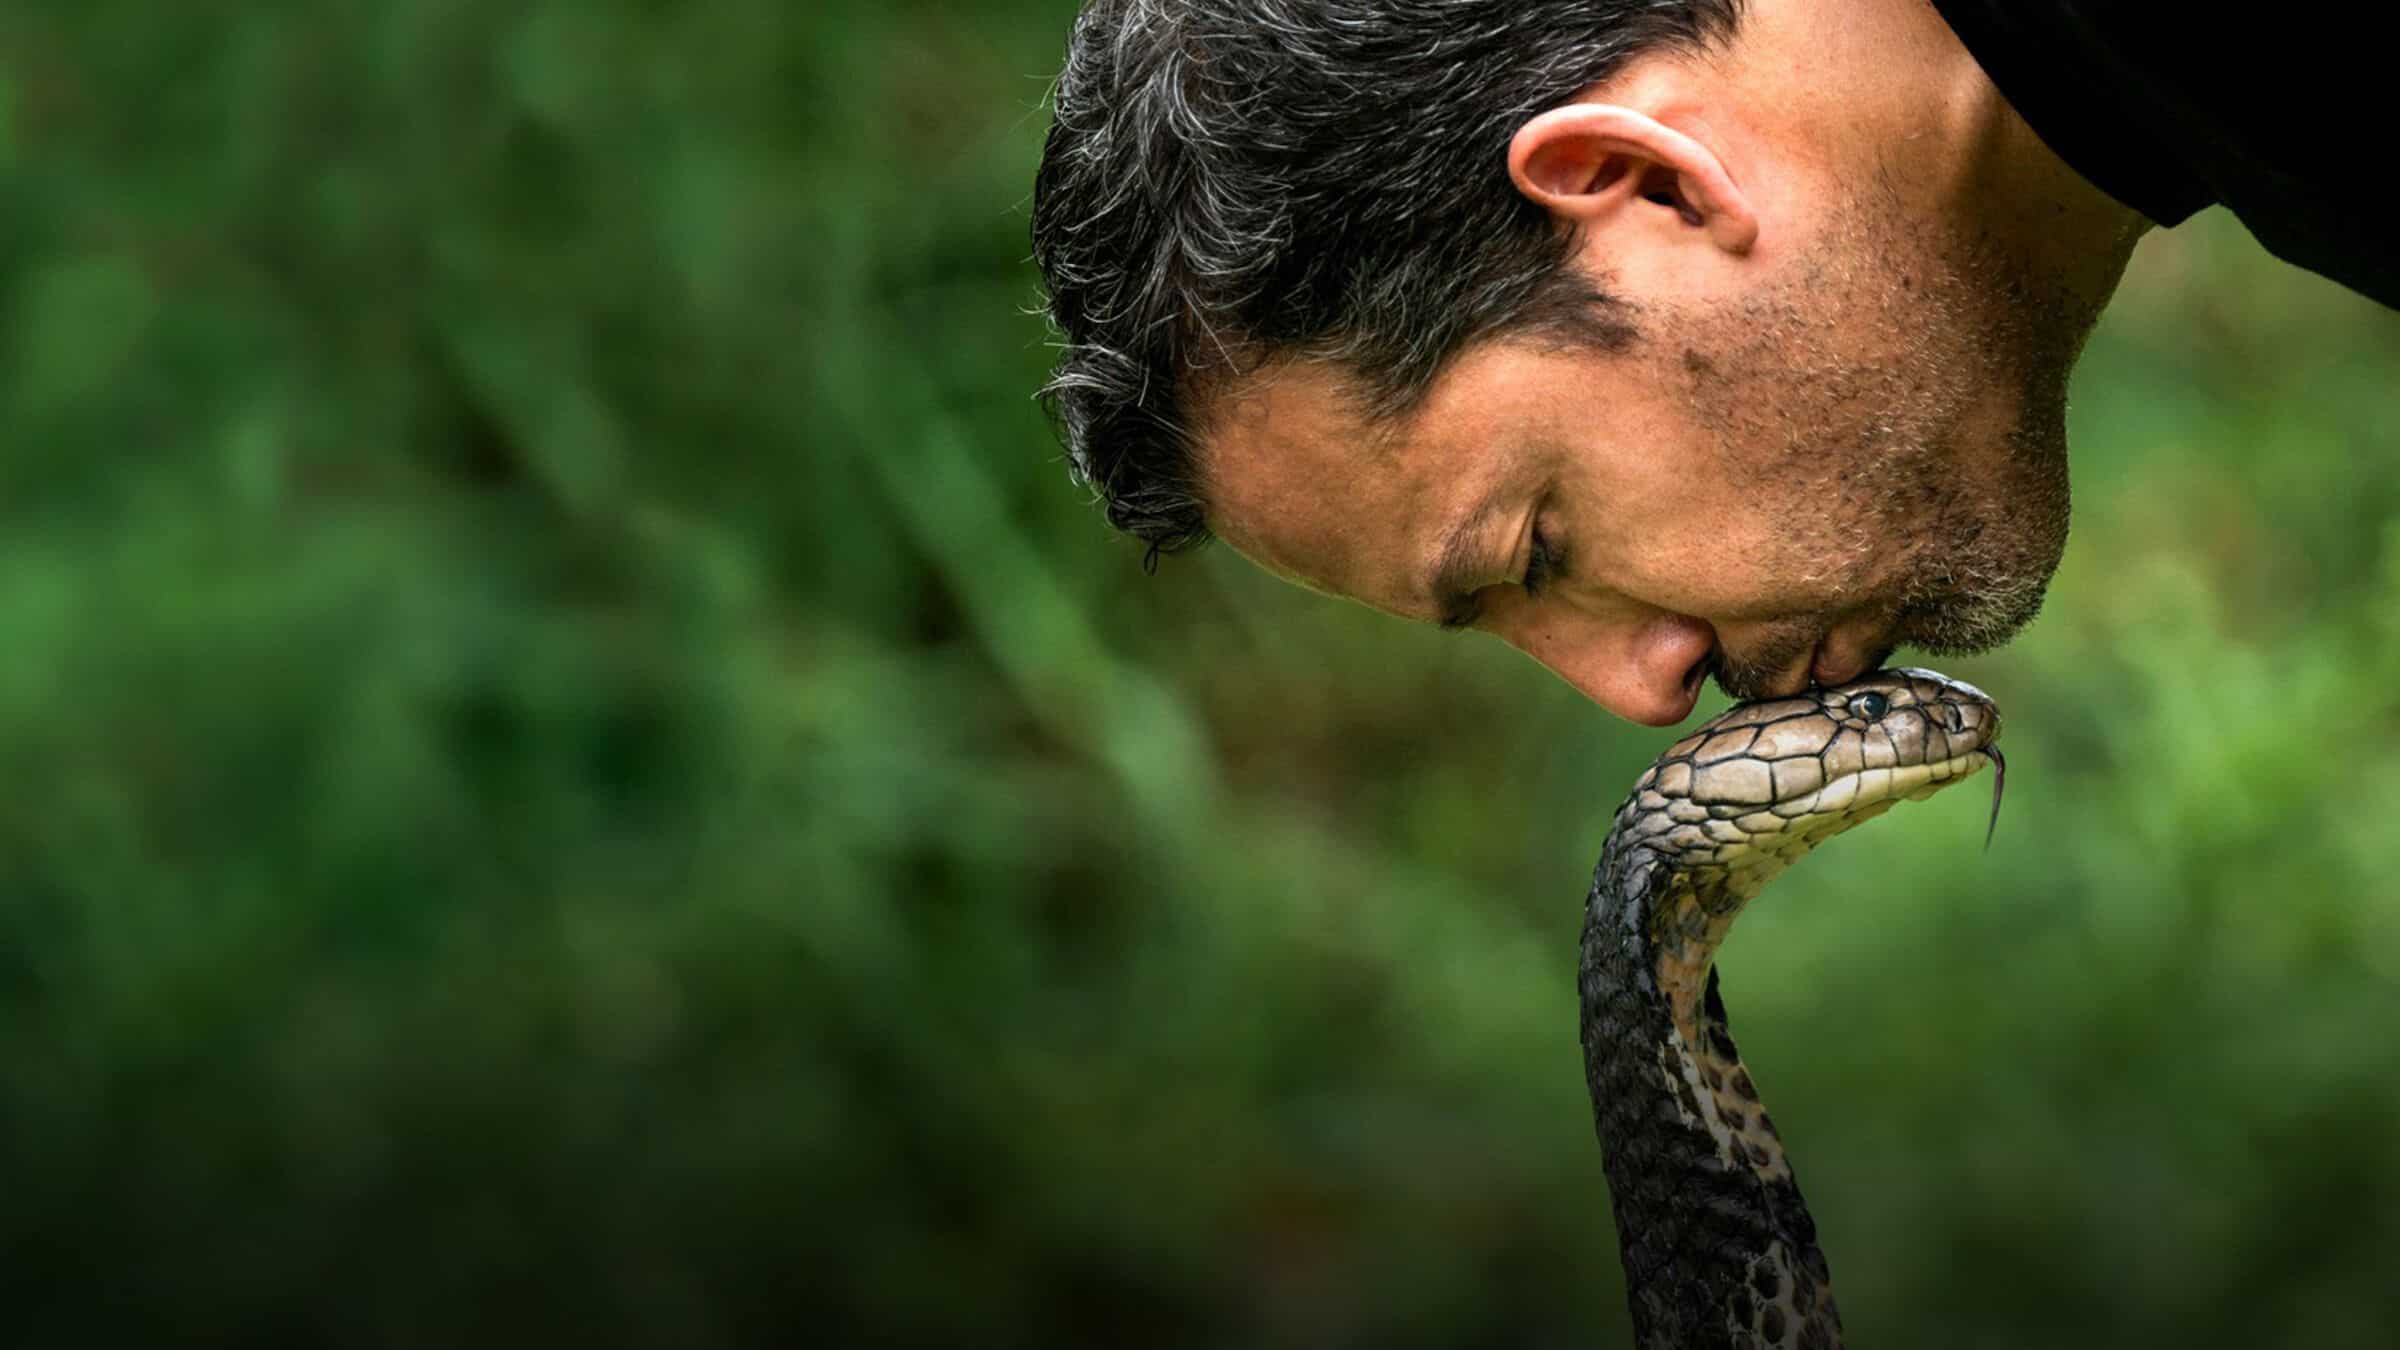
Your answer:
[1579,668,2004,1349]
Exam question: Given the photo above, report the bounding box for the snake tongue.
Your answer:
[1983,745,2007,851]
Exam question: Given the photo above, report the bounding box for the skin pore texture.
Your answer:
[1198,0,2151,725]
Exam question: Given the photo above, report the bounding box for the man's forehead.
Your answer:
[1199,336,1548,492]
[1202,358,1403,474]
[1198,349,1556,635]
[1197,360,1427,601]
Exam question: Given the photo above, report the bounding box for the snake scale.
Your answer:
[1580,668,2003,1349]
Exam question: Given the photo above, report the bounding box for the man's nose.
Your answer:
[1495,607,1717,726]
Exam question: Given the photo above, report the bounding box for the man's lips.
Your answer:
[1810,624,1897,689]
[1671,617,1902,716]
[1810,636,1869,688]
[1699,621,1896,705]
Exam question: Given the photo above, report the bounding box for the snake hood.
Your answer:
[1580,668,2001,1350]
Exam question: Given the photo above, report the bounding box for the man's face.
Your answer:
[1200,176,2104,725]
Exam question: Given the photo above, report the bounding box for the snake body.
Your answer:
[1580,669,2002,1349]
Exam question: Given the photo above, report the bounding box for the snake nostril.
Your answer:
[1943,704,1967,734]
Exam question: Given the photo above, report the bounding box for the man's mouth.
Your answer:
[1809,635,1866,688]
[1808,626,1899,689]
[1699,622,1901,704]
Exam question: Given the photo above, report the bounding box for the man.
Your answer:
[1030,0,2394,726]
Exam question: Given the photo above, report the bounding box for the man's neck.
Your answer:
[1935,24,2151,306]
[1756,0,2153,312]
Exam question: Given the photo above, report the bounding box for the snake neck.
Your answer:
[1580,838,1843,1350]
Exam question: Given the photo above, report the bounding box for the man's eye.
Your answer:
[1522,528,1560,597]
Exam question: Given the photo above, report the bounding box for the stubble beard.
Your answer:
[1675,172,2089,701]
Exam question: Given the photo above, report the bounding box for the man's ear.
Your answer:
[1507,103,1758,255]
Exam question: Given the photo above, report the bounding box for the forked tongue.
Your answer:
[1982,746,2007,851]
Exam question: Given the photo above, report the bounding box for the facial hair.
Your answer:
[1666,165,2102,701]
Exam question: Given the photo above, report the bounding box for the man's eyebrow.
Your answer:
[1430,495,1508,632]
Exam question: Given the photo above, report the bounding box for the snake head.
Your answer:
[1614,668,2005,879]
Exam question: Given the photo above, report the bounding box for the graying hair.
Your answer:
[1031,0,1747,559]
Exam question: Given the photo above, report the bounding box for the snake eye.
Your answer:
[1852,692,1889,720]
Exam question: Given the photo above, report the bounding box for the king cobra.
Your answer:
[1581,668,2003,1349]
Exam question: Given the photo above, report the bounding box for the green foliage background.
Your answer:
[3,4,2397,1345]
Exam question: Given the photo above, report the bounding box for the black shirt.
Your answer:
[1931,0,2398,310]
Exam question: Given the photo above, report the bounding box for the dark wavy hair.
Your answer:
[1030,0,1746,561]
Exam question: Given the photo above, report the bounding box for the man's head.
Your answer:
[1032,0,2145,724]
